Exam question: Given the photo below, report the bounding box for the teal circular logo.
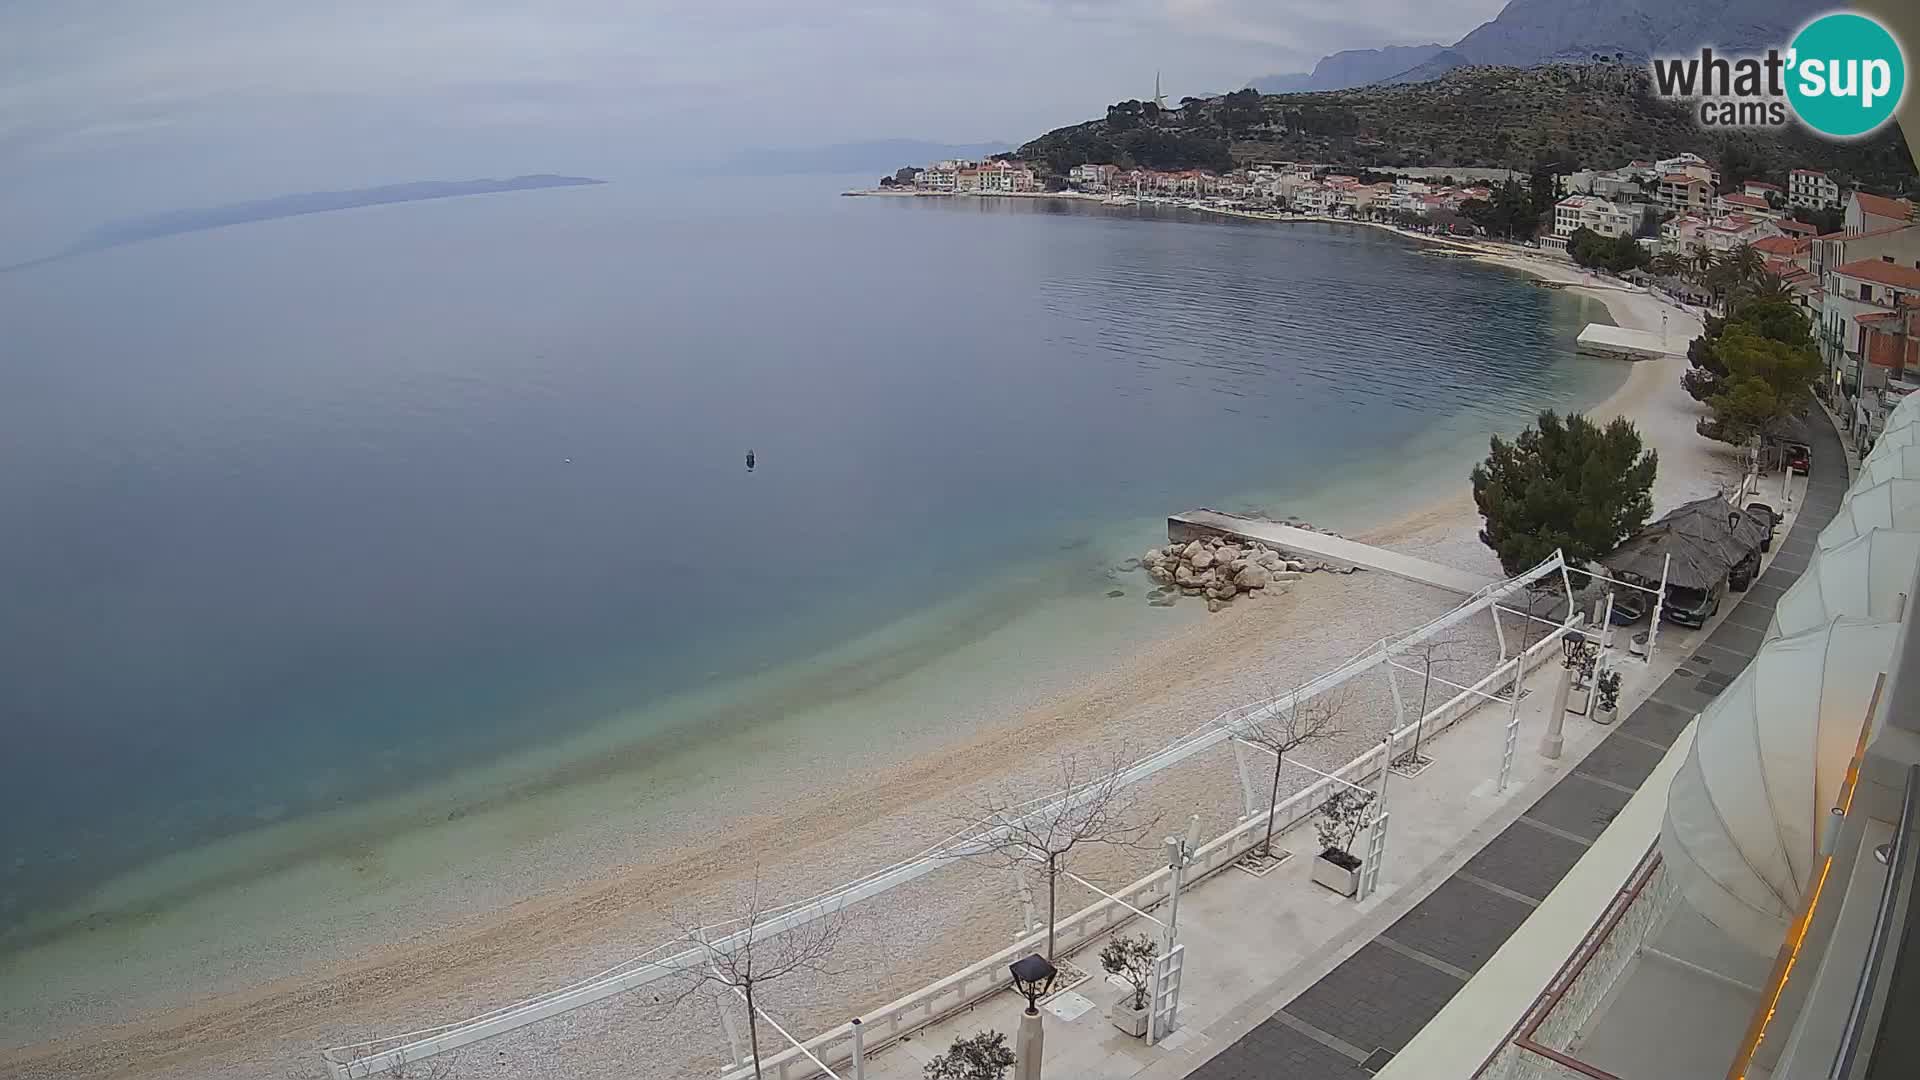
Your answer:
[1786,13,1906,138]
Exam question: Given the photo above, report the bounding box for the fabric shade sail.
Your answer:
[1853,445,1920,490]
[1767,529,1920,640]
[1660,618,1898,955]
[1819,479,1920,550]
[1864,419,1920,463]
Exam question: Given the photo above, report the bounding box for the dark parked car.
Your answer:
[1786,443,1812,473]
[1745,502,1779,551]
[1662,581,1724,628]
[1608,588,1651,625]
[1729,552,1758,592]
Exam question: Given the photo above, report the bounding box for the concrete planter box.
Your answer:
[1311,851,1361,897]
[1111,997,1150,1037]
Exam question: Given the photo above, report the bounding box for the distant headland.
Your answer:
[4,174,607,272]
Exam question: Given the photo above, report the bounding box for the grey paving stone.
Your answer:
[1619,697,1695,747]
[1188,1016,1371,1080]
[1706,619,1766,655]
[1285,942,1463,1054]
[1465,820,1590,901]
[1384,876,1536,973]
[1770,550,1812,574]
[1525,774,1632,841]
[1576,732,1668,790]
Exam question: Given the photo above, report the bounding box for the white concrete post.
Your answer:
[1543,651,1573,760]
[717,996,748,1071]
[1491,605,1508,662]
[1384,647,1407,738]
[1600,593,1616,650]
[1009,863,1038,938]
[1015,1007,1045,1080]
[1646,554,1671,660]
[850,1018,865,1080]
[1232,740,1260,819]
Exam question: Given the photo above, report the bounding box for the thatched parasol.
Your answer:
[1604,495,1771,590]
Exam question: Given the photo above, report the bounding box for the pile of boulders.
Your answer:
[1131,536,1332,612]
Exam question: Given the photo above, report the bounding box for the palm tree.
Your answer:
[1691,247,1718,277]
[1651,252,1686,280]
[1725,242,1764,282]
[1740,270,1795,307]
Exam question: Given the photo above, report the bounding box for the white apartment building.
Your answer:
[1789,168,1841,209]
[1657,173,1714,214]
[1067,164,1117,190]
[1549,195,1637,246]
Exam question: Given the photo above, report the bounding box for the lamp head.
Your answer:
[1008,953,1057,1012]
[1562,630,1589,666]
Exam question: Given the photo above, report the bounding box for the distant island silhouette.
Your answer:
[5,174,607,272]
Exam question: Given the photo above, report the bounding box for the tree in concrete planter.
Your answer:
[1099,933,1159,1036]
[925,1030,1017,1080]
[667,875,847,1080]
[949,750,1160,963]
[1225,685,1349,860]
[1471,410,1657,585]
[1314,788,1377,872]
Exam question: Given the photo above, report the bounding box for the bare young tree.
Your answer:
[1395,633,1472,765]
[667,874,848,1080]
[1227,685,1348,859]
[378,1050,462,1080]
[948,751,1160,962]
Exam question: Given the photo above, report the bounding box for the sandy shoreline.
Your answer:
[0,217,1738,1080]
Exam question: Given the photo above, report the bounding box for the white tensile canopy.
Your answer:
[1767,529,1920,640]
[1880,391,1920,434]
[1660,618,1898,955]
[1853,444,1920,490]
[1819,479,1920,550]
[1866,418,1920,462]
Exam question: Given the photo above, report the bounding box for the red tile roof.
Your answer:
[1855,192,1914,222]
[1778,220,1817,236]
[1721,193,1770,210]
[1752,236,1805,256]
[1834,259,1920,289]
[1744,182,1783,192]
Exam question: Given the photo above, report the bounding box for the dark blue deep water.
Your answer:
[0,179,1618,937]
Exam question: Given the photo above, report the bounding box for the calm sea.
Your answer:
[0,178,1620,939]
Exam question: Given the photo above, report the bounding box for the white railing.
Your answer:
[325,553,1574,1078]
[722,616,1579,1080]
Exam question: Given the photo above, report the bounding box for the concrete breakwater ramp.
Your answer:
[1168,509,1498,596]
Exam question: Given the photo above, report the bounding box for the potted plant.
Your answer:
[1567,652,1597,715]
[1099,933,1158,1037]
[1310,788,1376,897]
[925,1030,1016,1080]
[1593,669,1622,725]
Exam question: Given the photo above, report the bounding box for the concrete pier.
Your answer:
[1168,509,1498,596]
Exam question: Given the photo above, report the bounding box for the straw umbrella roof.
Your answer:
[1604,495,1770,590]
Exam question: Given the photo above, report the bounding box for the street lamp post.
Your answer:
[1009,954,1058,1080]
[1161,815,1203,953]
[1542,630,1594,760]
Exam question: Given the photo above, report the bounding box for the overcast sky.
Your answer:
[1,0,1506,220]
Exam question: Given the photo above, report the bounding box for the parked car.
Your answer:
[1662,580,1725,628]
[1786,443,1811,473]
[1729,552,1758,592]
[1608,587,1651,625]
[1745,502,1779,551]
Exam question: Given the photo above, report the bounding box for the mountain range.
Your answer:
[1249,0,1827,93]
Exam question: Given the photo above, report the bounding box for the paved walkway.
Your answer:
[1168,511,1499,596]
[1179,404,1848,1079]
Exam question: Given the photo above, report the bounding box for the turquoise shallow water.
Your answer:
[0,179,1622,941]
